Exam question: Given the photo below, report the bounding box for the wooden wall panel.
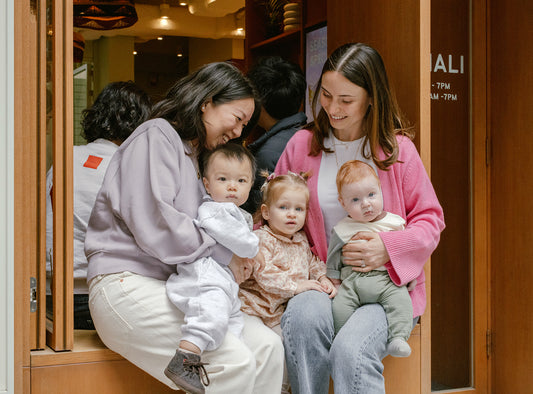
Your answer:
[305,0,327,28]
[31,360,180,394]
[326,0,422,147]
[14,4,41,394]
[470,0,490,392]
[490,0,533,392]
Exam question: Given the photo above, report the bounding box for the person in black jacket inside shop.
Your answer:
[242,56,307,214]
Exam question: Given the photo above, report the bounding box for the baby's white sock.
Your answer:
[387,337,411,357]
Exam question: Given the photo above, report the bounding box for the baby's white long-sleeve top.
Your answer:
[194,197,259,260]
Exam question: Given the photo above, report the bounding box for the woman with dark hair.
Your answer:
[275,43,445,393]
[84,62,284,392]
[45,81,151,329]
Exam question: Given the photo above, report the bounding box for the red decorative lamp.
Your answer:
[74,0,139,30]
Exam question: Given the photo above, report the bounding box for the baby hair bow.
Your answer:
[288,171,306,182]
[261,172,276,192]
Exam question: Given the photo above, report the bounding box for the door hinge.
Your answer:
[486,329,492,358]
[30,277,37,313]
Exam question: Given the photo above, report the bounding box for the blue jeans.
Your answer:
[281,291,389,394]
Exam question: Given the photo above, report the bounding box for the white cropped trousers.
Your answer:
[166,257,243,353]
[89,271,284,392]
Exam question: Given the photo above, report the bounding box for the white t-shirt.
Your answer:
[46,138,119,294]
[317,135,378,243]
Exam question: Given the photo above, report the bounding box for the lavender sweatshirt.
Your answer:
[275,129,445,317]
[85,118,231,282]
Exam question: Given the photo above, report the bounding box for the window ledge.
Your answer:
[31,330,123,367]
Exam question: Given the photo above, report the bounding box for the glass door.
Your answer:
[42,0,74,351]
[430,0,489,392]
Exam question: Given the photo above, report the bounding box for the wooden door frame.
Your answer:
[471,0,490,392]
[45,0,74,352]
[14,0,39,390]
[14,0,74,390]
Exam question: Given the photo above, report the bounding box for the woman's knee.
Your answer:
[331,304,388,365]
[282,290,332,329]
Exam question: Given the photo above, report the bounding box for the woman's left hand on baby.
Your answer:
[320,277,337,298]
[342,231,390,272]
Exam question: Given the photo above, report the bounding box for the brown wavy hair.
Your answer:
[308,43,414,170]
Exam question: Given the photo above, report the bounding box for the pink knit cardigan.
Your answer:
[275,129,445,317]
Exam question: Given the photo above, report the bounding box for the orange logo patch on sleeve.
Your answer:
[83,155,103,169]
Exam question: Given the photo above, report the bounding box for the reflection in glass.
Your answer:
[45,0,54,323]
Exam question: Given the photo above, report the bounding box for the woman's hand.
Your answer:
[228,254,254,284]
[295,280,325,295]
[342,231,390,272]
[329,277,342,289]
[319,277,338,298]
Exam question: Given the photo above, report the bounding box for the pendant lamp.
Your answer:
[74,0,138,30]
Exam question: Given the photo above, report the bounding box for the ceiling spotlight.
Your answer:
[157,36,163,40]
[179,2,187,6]
[133,51,138,55]
[160,3,170,19]
[177,53,183,57]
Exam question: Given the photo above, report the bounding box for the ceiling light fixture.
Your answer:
[160,3,170,19]
[159,2,170,27]
[233,7,245,37]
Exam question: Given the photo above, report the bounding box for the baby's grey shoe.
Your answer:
[387,338,412,357]
[164,349,210,394]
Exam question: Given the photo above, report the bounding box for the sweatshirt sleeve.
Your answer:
[114,127,221,265]
[380,139,446,285]
[195,202,259,258]
[326,230,344,279]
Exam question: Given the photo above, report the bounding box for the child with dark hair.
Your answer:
[45,81,151,329]
[243,56,308,213]
[165,143,260,394]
